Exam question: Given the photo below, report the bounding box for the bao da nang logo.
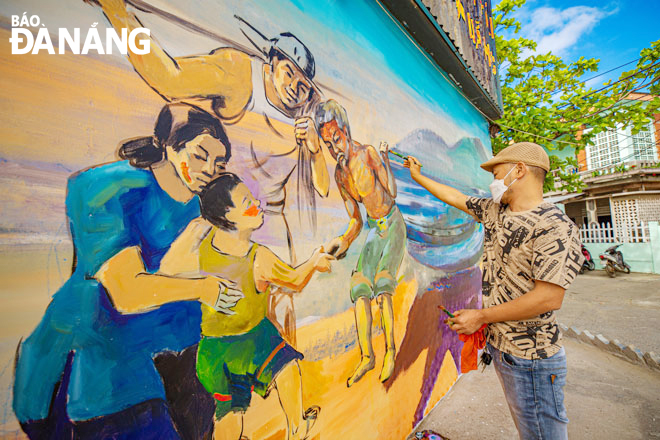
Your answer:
[9,13,150,54]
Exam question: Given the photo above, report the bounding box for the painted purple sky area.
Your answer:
[494,0,660,88]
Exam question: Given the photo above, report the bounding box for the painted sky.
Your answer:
[0,0,492,151]
[0,0,496,260]
[495,0,660,87]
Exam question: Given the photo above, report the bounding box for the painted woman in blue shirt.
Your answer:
[13,103,241,439]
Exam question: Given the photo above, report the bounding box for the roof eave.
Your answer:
[378,0,504,120]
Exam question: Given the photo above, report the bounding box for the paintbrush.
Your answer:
[438,305,455,318]
[439,305,455,326]
[388,149,423,167]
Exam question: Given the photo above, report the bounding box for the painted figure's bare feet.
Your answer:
[346,356,375,387]
[379,349,396,383]
[301,405,320,439]
[290,405,320,440]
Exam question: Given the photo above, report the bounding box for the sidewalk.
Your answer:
[410,271,660,439]
[408,338,660,439]
[557,271,660,354]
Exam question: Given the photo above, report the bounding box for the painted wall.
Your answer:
[0,1,494,438]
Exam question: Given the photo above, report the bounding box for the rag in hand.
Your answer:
[458,324,487,373]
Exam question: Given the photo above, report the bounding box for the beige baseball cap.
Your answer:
[480,141,550,173]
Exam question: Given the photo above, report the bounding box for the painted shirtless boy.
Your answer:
[159,173,334,440]
[315,100,407,386]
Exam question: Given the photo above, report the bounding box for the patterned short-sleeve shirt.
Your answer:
[466,197,584,359]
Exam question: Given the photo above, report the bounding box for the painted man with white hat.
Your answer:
[405,142,583,440]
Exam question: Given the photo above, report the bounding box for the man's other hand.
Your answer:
[295,117,321,154]
[448,309,485,335]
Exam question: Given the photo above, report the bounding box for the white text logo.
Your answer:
[10,13,150,55]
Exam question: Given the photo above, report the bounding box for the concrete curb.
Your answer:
[559,323,660,373]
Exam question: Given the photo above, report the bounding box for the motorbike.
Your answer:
[579,244,595,274]
[599,244,631,277]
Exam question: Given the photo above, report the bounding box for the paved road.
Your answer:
[410,338,660,440]
[558,271,660,355]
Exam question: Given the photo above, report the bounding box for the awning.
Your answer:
[543,193,582,204]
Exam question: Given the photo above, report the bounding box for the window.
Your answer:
[588,128,620,169]
[631,122,657,161]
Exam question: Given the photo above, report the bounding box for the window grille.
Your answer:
[612,198,639,231]
[588,128,620,169]
[631,122,657,161]
[637,195,660,222]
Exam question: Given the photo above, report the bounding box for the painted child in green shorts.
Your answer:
[161,173,334,440]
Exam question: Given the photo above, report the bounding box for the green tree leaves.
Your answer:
[492,0,660,192]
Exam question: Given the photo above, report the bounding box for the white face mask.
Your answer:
[489,166,518,204]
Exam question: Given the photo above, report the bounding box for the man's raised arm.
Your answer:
[404,156,470,214]
[92,0,252,118]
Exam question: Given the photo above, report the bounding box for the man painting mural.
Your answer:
[405,143,583,440]
[90,0,331,344]
[316,100,407,387]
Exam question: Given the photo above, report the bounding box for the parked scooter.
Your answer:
[579,244,595,274]
[599,244,631,277]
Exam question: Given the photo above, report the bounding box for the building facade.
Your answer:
[548,93,660,230]
[545,93,660,273]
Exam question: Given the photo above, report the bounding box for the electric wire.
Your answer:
[384,4,660,166]
[548,58,640,98]
[557,62,660,109]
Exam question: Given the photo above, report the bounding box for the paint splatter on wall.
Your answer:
[0,0,492,438]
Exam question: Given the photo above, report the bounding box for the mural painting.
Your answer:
[0,0,494,438]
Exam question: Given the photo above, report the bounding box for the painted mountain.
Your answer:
[391,129,491,271]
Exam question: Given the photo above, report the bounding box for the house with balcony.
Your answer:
[544,93,660,273]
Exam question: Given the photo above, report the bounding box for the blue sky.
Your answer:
[495,0,660,87]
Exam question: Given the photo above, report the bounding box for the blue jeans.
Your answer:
[488,343,568,440]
